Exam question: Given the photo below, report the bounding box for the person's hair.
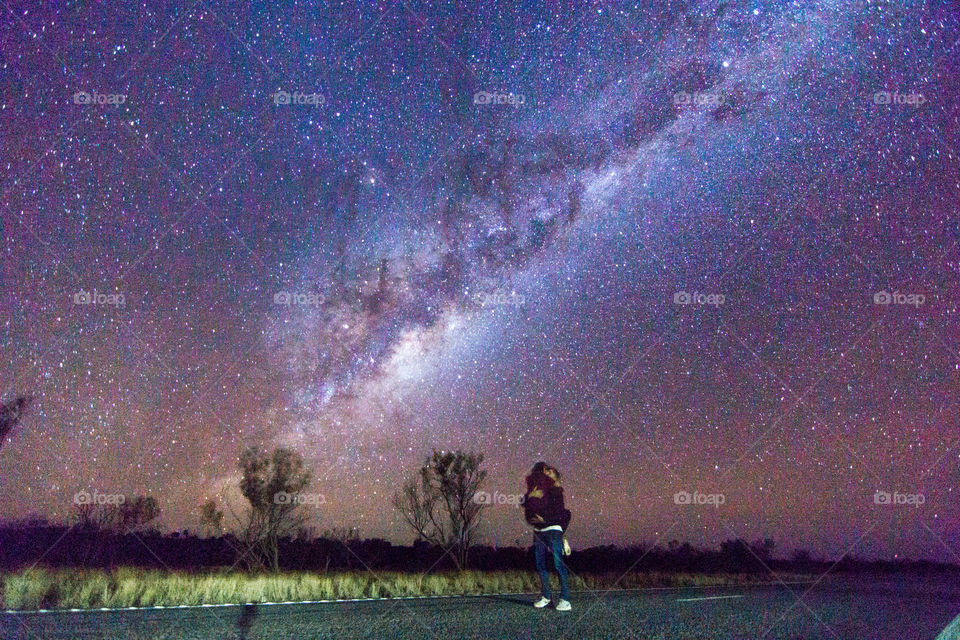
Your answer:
[530,461,560,479]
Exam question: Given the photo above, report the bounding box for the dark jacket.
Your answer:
[523,472,572,530]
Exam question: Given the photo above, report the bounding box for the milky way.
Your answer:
[1,0,959,561]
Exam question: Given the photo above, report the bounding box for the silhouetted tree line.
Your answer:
[2,521,957,578]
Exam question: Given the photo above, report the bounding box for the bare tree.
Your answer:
[392,450,487,570]
[199,499,224,537]
[0,395,32,451]
[322,526,359,542]
[72,494,160,566]
[233,446,312,572]
[73,494,160,534]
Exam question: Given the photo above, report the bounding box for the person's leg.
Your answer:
[534,531,552,600]
[549,530,571,602]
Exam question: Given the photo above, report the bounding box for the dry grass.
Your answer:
[1,567,806,610]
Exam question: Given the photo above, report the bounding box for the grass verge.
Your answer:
[1,567,812,610]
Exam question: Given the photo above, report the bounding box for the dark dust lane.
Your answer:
[4,581,960,640]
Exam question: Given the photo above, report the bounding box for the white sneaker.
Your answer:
[555,599,571,611]
[533,597,551,608]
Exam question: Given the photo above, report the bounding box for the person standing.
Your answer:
[524,462,572,611]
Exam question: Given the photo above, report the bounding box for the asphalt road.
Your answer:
[3,579,959,640]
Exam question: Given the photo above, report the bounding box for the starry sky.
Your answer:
[1,0,959,563]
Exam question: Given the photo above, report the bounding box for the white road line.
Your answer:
[676,595,744,603]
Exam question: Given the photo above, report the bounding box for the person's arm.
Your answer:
[524,485,546,525]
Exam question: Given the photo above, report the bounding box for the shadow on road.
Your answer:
[484,594,537,607]
[237,604,257,640]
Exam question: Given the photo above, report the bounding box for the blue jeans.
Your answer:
[534,529,570,601]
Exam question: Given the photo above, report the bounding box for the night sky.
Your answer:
[1,0,959,563]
